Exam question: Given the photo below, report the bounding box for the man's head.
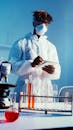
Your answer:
[33,10,53,27]
[33,10,53,36]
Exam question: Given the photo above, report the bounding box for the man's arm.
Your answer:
[8,39,35,76]
[41,44,61,80]
[8,40,43,76]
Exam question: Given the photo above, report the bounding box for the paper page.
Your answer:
[36,60,57,68]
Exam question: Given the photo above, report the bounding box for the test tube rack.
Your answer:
[18,93,73,116]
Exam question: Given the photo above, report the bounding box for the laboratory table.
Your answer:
[0,109,73,130]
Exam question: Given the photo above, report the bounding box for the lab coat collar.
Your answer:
[30,32,48,41]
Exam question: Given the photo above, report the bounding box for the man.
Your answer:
[8,10,61,103]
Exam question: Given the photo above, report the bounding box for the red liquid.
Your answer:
[0,119,7,123]
[5,111,19,122]
[28,83,32,109]
[32,95,35,109]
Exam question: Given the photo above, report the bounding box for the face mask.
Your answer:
[35,23,48,36]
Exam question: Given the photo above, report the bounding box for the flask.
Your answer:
[5,92,19,122]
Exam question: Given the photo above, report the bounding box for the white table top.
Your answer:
[0,111,73,130]
[0,101,73,130]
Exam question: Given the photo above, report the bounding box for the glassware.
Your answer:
[25,75,32,109]
[4,92,19,122]
[53,84,58,102]
[64,91,69,103]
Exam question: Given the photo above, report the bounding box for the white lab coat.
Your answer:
[8,33,61,102]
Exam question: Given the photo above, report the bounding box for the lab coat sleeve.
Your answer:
[41,45,61,80]
[8,39,35,76]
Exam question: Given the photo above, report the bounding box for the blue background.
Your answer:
[0,0,73,90]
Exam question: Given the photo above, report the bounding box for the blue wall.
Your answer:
[0,0,73,90]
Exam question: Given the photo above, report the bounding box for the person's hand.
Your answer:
[31,56,43,67]
[42,65,55,74]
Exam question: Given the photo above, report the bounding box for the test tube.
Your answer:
[27,75,32,109]
[12,92,17,109]
[53,84,58,102]
[27,82,32,109]
[9,92,17,111]
[19,92,24,111]
[64,91,69,103]
[31,95,35,109]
